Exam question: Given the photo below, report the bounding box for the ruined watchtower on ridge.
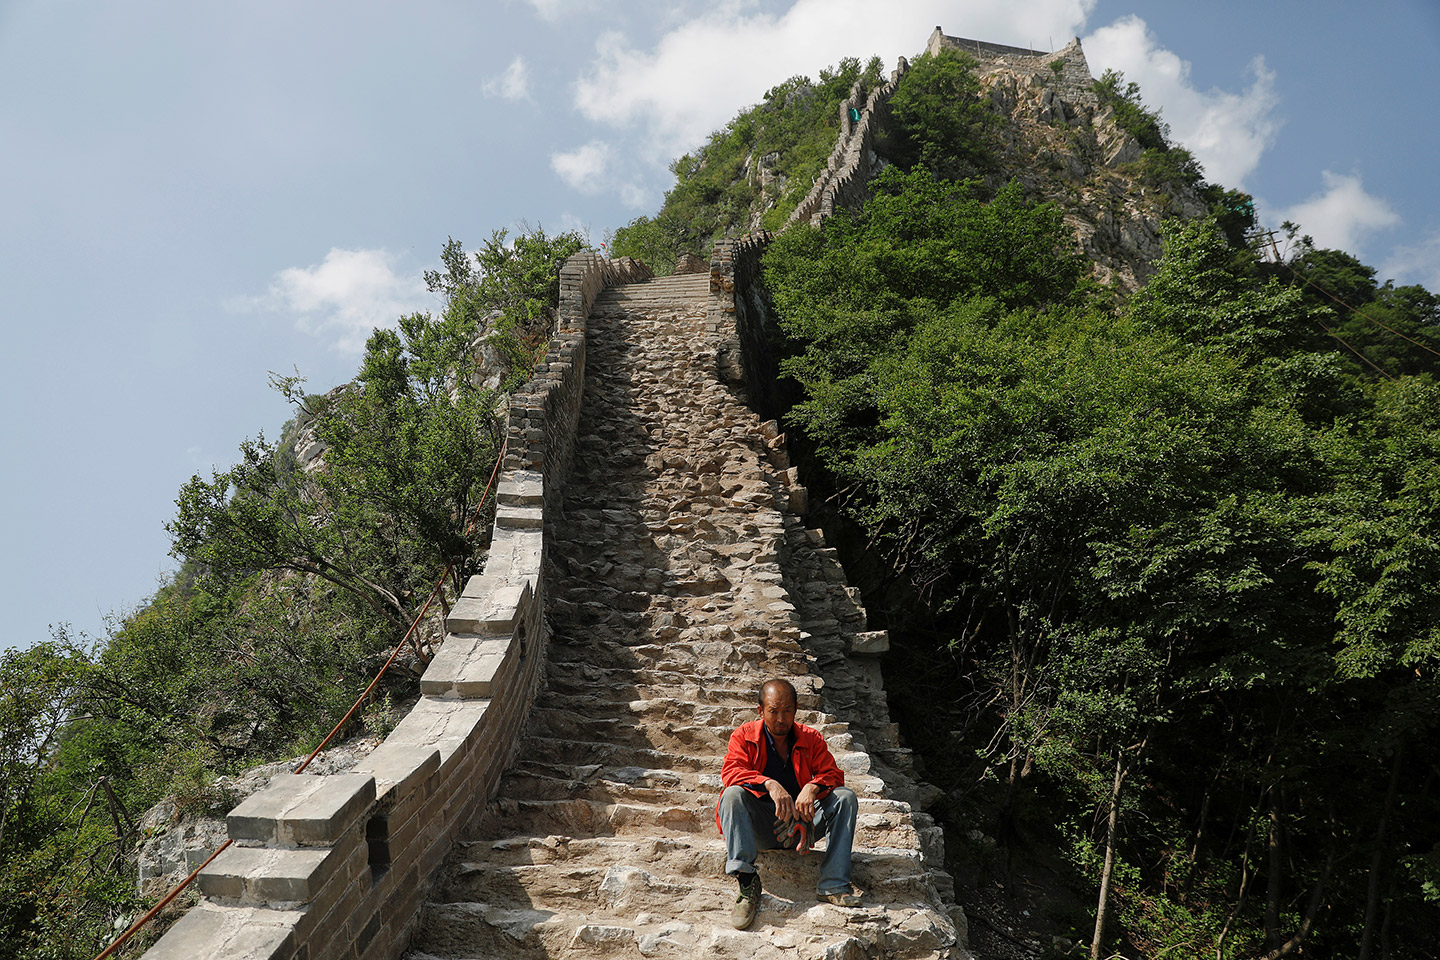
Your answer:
[926,25,1098,108]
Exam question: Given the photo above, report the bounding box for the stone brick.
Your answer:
[419,634,513,698]
[446,580,530,634]
[496,475,543,507]
[495,504,543,529]
[228,774,376,847]
[348,743,439,807]
[850,630,891,656]
[197,843,348,903]
[142,901,301,960]
[383,696,490,765]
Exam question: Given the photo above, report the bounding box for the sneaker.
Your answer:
[773,817,812,854]
[817,885,863,907]
[732,874,762,929]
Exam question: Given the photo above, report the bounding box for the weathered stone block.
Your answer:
[849,630,890,655]
[446,580,530,635]
[141,901,301,960]
[495,504,543,530]
[197,843,347,903]
[420,634,513,698]
[382,696,491,765]
[228,774,376,847]
[496,475,543,507]
[349,742,439,806]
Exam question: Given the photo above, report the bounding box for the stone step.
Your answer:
[434,847,938,917]
[524,712,731,756]
[529,694,837,732]
[412,887,957,960]
[474,797,925,851]
[449,834,936,895]
[542,662,824,708]
[541,640,812,680]
[410,899,955,960]
[514,735,721,774]
[499,757,885,805]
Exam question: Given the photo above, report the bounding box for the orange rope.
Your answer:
[90,435,508,960]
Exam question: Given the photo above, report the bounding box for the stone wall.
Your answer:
[138,251,652,960]
[784,58,909,229]
[927,26,1097,108]
[708,230,782,421]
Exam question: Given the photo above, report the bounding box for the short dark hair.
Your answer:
[758,678,798,709]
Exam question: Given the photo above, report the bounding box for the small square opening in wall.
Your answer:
[516,620,528,664]
[366,815,391,883]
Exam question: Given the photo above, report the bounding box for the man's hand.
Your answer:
[795,783,821,823]
[766,779,796,823]
[767,781,823,824]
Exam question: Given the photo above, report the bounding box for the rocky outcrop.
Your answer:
[967,43,1209,290]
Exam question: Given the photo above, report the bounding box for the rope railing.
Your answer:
[91,435,509,960]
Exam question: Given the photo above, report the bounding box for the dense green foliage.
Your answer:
[426,226,585,387]
[764,163,1440,955]
[0,228,578,959]
[1273,243,1440,379]
[886,49,996,180]
[611,56,883,270]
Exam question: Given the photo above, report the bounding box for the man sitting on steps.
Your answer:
[716,677,861,929]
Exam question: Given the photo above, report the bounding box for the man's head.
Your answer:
[757,678,798,740]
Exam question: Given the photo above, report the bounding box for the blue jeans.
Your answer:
[718,784,859,894]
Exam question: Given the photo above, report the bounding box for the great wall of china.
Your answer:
[139,28,1095,960]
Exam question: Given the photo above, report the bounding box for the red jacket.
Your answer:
[716,719,845,832]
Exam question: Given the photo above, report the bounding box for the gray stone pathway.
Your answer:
[405,272,967,960]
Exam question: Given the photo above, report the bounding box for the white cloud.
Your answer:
[1082,15,1278,188]
[572,0,1095,162]
[1383,235,1440,290]
[1276,171,1400,255]
[236,248,429,353]
[550,139,654,209]
[482,55,531,101]
[551,140,612,193]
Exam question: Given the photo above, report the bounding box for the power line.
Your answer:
[1313,312,1396,381]
[1259,229,1440,367]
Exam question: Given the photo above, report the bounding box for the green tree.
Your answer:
[888,48,995,179]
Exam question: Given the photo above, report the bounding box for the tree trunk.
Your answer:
[1379,870,1397,960]
[1359,741,1405,960]
[1215,807,1260,960]
[1090,750,1125,960]
[1250,852,1332,960]
[1265,790,1284,948]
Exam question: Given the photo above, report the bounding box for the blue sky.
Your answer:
[2,0,1437,652]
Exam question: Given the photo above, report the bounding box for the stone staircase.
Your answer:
[405,272,967,959]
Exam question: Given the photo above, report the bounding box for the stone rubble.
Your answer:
[405,273,968,959]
